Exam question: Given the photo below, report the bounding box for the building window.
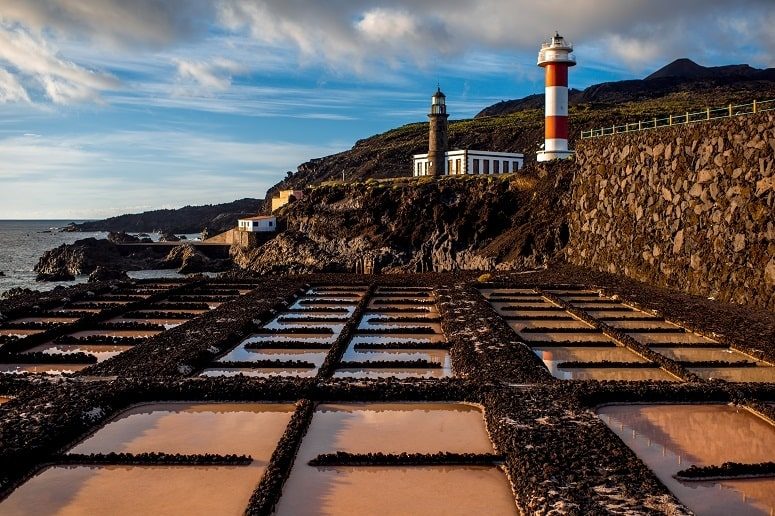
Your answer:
[268,221,273,227]
[513,161,520,171]
[483,160,490,174]
[448,159,453,175]
[424,162,429,174]
[455,159,461,174]
[503,161,510,173]
[473,159,480,174]
[493,160,500,174]
[416,162,422,176]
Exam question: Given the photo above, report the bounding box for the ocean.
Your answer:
[0,220,197,296]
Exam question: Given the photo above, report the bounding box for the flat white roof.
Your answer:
[239,216,276,221]
[413,149,524,159]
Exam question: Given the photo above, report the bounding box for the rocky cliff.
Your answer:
[234,163,575,274]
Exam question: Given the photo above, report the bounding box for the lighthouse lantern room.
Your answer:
[537,32,576,162]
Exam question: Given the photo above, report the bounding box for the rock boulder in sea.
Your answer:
[106,231,141,244]
[34,238,146,281]
[158,232,180,242]
[162,243,231,274]
[88,266,130,283]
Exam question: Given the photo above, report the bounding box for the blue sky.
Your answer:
[0,0,773,219]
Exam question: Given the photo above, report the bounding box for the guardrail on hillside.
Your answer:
[580,99,775,139]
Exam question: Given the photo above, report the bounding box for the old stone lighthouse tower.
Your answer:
[427,87,449,176]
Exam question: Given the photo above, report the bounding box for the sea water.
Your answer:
[0,220,198,296]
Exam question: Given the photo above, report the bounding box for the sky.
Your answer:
[0,1,773,219]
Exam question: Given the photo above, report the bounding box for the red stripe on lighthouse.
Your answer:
[545,64,568,87]
[545,116,568,140]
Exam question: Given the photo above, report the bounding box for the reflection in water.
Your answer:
[627,331,716,345]
[333,368,450,379]
[3,403,295,515]
[598,404,775,515]
[218,347,327,366]
[342,347,450,366]
[201,368,317,378]
[690,367,775,383]
[518,330,613,343]
[554,367,678,381]
[0,364,89,375]
[533,346,656,380]
[1,465,262,516]
[276,466,517,516]
[275,403,516,515]
[652,347,757,363]
[24,343,133,362]
[71,402,294,458]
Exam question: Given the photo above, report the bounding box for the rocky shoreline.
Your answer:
[32,232,232,282]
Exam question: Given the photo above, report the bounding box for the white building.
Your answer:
[412,150,524,177]
[237,215,277,232]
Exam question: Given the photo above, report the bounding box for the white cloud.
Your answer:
[0,0,773,107]
[0,67,30,102]
[0,22,118,103]
[217,0,775,73]
[175,57,243,93]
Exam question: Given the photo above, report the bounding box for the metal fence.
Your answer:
[580,99,775,139]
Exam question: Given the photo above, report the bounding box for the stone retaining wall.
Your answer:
[566,112,774,311]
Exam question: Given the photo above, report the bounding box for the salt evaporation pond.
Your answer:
[689,366,775,383]
[651,347,757,363]
[0,364,89,375]
[24,343,133,362]
[332,368,449,379]
[1,402,294,515]
[598,404,775,515]
[275,403,516,515]
[554,366,678,381]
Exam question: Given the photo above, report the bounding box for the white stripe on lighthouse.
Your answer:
[544,86,568,117]
[544,138,569,152]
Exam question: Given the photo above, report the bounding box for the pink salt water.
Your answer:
[70,329,161,338]
[652,347,758,363]
[24,343,134,362]
[333,368,451,379]
[556,366,679,381]
[690,366,775,383]
[218,347,327,366]
[598,404,775,515]
[274,403,516,515]
[201,368,317,378]
[1,402,294,516]
[0,364,89,375]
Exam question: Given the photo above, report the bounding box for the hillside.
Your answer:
[267,79,775,198]
[476,58,775,117]
[64,198,263,234]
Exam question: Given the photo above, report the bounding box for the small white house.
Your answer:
[412,150,524,177]
[237,216,277,232]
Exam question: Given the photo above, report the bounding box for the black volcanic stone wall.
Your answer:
[569,112,775,311]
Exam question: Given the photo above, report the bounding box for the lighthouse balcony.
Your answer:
[537,50,576,67]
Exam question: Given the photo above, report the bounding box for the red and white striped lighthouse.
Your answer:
[537,32,576,162]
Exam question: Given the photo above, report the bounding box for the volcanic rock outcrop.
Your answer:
[163,243,231,274]
[233,163,574,275]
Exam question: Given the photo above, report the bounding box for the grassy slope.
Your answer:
[269,82,775,195]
